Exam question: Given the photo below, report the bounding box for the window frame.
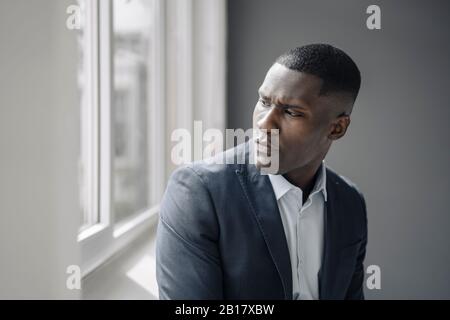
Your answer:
[78,0,165,278]
[78,0,227,279]
[78,0,100,233]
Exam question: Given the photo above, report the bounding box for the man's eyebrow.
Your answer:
[258,89,310,110]
[280,102,307,109]
[257,89,269,99]
[277,99,311,112]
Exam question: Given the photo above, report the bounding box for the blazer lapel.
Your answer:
[318,170,342,299]
[235,142,292,299]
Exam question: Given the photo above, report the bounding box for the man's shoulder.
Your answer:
[325,166,367,215]
[325,166,365,200]
[169,142,251,185]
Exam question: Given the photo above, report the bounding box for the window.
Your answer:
[77,0,164,277]
[77,0,226,278]
[112,0,152,225]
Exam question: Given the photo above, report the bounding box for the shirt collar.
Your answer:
[268,160,328,202]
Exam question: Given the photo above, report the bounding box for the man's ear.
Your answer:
[328,115,351,141]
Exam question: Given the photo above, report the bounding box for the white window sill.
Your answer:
[81,222,159,300]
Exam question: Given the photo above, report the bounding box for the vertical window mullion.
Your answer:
[99,0,113,227]
[79,0,100,232]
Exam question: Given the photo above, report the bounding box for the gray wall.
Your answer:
[227,0,450,299]
[0,0,80,298]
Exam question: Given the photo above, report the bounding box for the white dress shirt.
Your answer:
[268,161,327,300]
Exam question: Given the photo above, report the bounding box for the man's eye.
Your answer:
[285,109,303,117]
[259,99,271,107]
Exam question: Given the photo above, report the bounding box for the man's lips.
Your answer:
[255,140,280,160]
[255,139,278,151]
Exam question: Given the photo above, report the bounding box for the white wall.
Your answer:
[0,0,80,299]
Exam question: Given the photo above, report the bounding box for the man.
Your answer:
[156,44,367,300]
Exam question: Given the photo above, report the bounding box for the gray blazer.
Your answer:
[156,142,368,299]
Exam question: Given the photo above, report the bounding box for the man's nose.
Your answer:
[257,106,280,132]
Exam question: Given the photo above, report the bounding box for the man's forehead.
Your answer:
[259,63,323,103]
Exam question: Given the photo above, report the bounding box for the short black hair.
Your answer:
[275,44,361,102]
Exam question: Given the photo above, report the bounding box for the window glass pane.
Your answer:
[112,0,152,224]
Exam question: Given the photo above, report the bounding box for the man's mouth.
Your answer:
[255,138,278,151]
[255,139,280,160]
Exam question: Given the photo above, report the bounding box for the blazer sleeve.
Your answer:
[156,165,223,300]
[345,191,368,300]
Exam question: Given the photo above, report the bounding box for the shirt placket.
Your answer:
[295,189,304,299]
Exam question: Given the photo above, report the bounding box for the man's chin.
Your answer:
[255,157,280,175]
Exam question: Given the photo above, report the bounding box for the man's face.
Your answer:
[253,63,350,174]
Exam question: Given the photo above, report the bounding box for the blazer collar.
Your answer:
[267,160,328,202]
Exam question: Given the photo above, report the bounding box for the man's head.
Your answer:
[253,43,361,174]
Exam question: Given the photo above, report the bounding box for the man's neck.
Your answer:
[283,160,323,204]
